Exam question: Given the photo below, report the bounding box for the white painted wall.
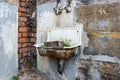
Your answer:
[0,2,18,80]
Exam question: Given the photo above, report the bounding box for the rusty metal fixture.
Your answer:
[37,41,79,59]
[65,6,71,13]
[54,8,62,15]
[35,41,80,74]
[58,59,65,75]
[38,47,76,59]
[54,0,71,15]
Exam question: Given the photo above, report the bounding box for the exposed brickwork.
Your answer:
[18,0,37,69]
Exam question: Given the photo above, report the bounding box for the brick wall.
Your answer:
[18,0,37,69]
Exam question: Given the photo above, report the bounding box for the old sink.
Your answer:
[34,28,82,74]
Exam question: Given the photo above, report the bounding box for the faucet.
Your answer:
[54,0,71,15]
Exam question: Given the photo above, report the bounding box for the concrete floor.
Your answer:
[19,67,49,80]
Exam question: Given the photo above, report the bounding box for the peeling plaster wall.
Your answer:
[0,1,18,79]
[75,1,120,58]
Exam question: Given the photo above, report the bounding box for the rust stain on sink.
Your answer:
[37,41,79,59]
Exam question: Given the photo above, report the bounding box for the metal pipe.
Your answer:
[58,59,65,75]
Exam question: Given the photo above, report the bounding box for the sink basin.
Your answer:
[34,41,80,75]
[35,41,80,59]
[34,28,82,74]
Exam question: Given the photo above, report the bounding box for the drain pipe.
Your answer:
[58,59,65,75]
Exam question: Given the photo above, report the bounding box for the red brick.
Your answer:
[19,27,28,32]
[18,44,22,48]
[19,38,28,43]
[22,33,28,37]
[22,43,28,47]
[18,0,37,59]
[19,48,28,53]
[21,12,26,17]
[26,43,30,47]
[18,12,26,17]
[18,33,22,37]
[18,12,22,16]
[19,7,26,12]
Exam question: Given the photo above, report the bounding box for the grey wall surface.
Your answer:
[0,1,18,80]
[75,1,120,58]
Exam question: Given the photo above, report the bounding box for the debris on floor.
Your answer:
[19,67,49,80]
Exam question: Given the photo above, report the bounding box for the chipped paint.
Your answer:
[75,2,120,58]
[98,20,110,30]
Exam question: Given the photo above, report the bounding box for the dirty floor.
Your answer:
[19,67,49,80]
